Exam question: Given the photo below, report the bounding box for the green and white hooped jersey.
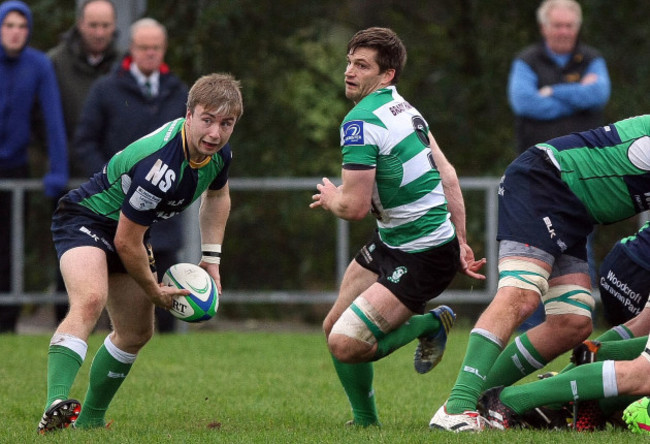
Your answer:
[340,86,454,252]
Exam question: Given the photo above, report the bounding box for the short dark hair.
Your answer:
[347,27,407,84]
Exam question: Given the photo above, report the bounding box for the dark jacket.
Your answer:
[74,55,188,175]
[74,55,189,251]
[48,26,119,176]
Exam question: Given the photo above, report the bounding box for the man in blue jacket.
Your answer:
[0,0,68,332]
[507,0,610,155]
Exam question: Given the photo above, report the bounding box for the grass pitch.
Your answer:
[0,325,637,443]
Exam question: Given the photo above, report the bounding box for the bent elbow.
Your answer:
[343,204,370,221]
[113,238,129,257]
[346,211,367,221]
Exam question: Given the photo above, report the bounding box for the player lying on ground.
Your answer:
[478,298,650,434]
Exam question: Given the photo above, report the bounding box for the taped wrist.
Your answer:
[201,243,221,264]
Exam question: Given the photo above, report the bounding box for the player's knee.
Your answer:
[498,259,550,296]
[496,259,551,319]
[546,313,593,345]
[542,283,595,343]
[328,334,366,363]
[569,315,593,342]
[489,286,541,327]
[70,291,106,324]
[116,328,153,353]
[518,292,543,320]
[323,314,336,339]
[328,297,388,362]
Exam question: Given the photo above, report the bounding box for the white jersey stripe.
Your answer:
[378,182,447,228]
[384,217,455,252]
[401,148,432,187]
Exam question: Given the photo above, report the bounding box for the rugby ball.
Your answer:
[162,263,219,322]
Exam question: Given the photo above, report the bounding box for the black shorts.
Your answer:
[354,230,460,314]
[51,199,154,274]
[497,148,594,260]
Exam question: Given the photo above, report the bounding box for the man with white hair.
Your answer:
[508,0,610,154]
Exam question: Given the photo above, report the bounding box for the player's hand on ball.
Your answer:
[155,284,190,310]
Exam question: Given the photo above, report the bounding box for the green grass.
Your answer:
[0,326,640,443]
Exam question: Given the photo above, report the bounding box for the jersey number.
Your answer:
[412,115,430,147]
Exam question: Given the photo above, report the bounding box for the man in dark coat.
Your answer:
[48,0,119,177]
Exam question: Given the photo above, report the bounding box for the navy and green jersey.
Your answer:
[537,114,650,224]
[65,118,231,227]
[340,86,454,252]
[620,221,650,270]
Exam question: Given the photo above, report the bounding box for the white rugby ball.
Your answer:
[162,263,219,322]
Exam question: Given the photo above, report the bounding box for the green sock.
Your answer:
[74,343,133,428]
[596,325,633,342]
[597,336,647,361]
[446,330,503,414]
[331,355,379,426]
[46,345,84,409]
[501,361,609,415]
[374,312,440,359]
[485,333,547,389]
[560,325,632,373]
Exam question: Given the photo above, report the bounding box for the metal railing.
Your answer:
[0,177,501,305]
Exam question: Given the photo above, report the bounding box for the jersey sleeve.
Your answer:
[340,110,383,168]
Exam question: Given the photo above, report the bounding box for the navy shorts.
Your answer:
[599,242,650,325]
[497,148,594,261]
[51,199,154,274]
[354,230,460,314]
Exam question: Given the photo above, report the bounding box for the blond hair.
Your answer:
[187,73,244,119]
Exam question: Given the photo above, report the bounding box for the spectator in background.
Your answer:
[48,0,119,178]
[48,0,119,324]
[74,17,188,333]
[0,0,68,333]
[507,0,611,328]
[508,0,610,154]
